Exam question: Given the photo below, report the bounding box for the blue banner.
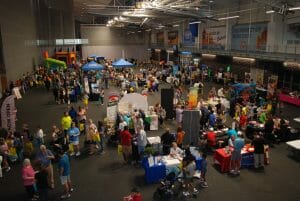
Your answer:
[183,24,198,46]
[231,23,268,51]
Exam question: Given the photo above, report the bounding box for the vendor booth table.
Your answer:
[214,147,254,173]
[147,136,161,154]
[279,93,300,107]
[142,147,203,184]
[286,139,300,160]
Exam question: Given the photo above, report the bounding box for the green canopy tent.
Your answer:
[45,58,67,71]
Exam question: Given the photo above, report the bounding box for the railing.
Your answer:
[149,43,300,62]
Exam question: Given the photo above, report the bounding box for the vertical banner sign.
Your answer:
[168,31,179,45]
[231,23,268,51]
[267,75,278,99]
[1,95,16,132]
[188,87,198,109]
[202,26,226,50]
[183,23,198,46]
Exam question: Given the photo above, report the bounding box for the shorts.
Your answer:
[231,150,241,161]
[72,141,79,146]
[60,175,71,185]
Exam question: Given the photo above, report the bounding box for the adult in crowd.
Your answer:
[206,128,216,151]
[22,158,37,201]
[87,119,98,155]
[0,137,10,172]
[77,106,87,135]
[61,112,72,137]
[230,134,245,175]
[208,111,216,128]
[251,132,266,169]
[36,145,55,189]
[136,128,147,161]
[200,153,208,188]
[264,116,275,146]
[35,162,48,201]
[68,106,78,125]
[120,126,132,164]
[68,122,81,157]
[175,105,184,126]
[35,126,44,149]
[176,126,185,148]
[170,142,184,159]
[182,155,197,196]
[160,128,174,155]
[58,150,73,199]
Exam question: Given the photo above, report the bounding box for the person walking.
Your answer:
[58,150,73,199]
[120,126,132,164]
[136,129,147,161]
[230,134,245,175]
[22,158,37,201]
[36,145,55,189]
[252,132,266,169]
[160,128,174,155]
[68,122,80,157]
[61,112,72,137]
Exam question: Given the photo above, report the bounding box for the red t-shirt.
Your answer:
[120,130,132,146]
[132,193,142,201]
[206,131,216,147]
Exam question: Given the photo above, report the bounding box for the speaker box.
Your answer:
[182,110,200,146]
[161,88,174,119]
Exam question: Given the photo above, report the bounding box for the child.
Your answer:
[200,153,208,188]
[82,93,89,110]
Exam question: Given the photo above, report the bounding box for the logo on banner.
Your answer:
[1,95,16,132]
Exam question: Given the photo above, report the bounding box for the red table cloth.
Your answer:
[279,93,300,107]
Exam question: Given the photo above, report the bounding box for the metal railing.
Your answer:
[149,43,300,62]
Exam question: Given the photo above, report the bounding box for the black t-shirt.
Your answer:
[252,137,265,154]
[264,120,274,133]
[161,132,174,146]
[35,170,48,189]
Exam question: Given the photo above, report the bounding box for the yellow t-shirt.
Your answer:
[61,116,72,130]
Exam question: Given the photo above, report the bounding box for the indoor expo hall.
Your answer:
[0,1,300,201]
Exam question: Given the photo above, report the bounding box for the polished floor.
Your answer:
[0,81,300,201]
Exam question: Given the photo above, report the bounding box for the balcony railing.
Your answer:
[149,43,300,62]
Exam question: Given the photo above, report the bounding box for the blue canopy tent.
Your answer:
[82,61,104,71]
[112,59,134,68]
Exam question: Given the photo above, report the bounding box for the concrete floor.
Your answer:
[1,81,300,201]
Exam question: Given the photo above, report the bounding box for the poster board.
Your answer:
[168,31,179,45]
[250,68,265,88]
[202,26,226,50]
[1,95,16,132]
[267,75,278,99]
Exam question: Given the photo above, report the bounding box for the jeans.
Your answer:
[25,185,35,199]
[38,188,48,201]
[254,153,264,168]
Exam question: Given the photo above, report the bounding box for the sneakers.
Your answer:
[201,182,208,188]
[6,167,11,172]
[69,188,74,193]
[70,152,75,156]
[60,193,71,199]
[75,152,81,157]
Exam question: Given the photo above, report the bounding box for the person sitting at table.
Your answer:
[170,142,184,159]
[230,134,245,175]
[161,128,174,155]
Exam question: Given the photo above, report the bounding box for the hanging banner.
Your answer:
[157,32,164,44]
[1,95,16,133]
[168,31,179,45]
[250,68,265,89]
[188,87,198,109]
[232,23,268,51]
[183,24,198,46]
[202,26,226,50]
[172,65,179,76]
[267,75,278,99]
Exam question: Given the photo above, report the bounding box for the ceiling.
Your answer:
[73,0,300,28]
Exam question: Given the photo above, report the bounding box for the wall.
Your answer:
[0,0,75,91]
[81,25,148,60]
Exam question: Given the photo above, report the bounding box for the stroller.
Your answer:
[153,172,177,201]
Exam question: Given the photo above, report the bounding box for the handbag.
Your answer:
[117,145,123,155]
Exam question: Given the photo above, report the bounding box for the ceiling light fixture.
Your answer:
[189,21,201,24]
[289,7,300,11]
[266,10,275,14]
[218,15,239,20]
[173,24,180,27]
[233,56,255,63]
[145,29,151,32]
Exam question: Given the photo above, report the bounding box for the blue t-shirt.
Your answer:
[227,129,238,138]
[37,150,54,167]
[208,113,216,127]
[58,154,70,176]
[68,127,80,142]
[233,137,245,152]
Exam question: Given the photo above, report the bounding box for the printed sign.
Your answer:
[202,26,226,50]
[1,95,16,132]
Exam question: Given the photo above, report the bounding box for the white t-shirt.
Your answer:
[170,147,183,157]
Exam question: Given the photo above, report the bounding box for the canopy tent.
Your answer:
[45,58,67,70]
[82,61,104,71]
[88,54,98,58]
[118,93,148,113]
[112,59,134,68]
